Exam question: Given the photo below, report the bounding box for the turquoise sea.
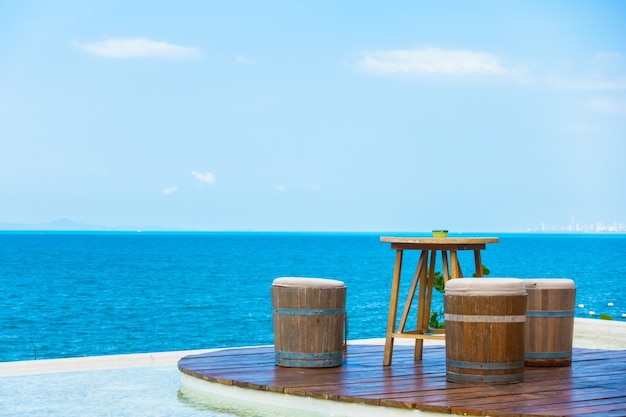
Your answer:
[1,231,625,363]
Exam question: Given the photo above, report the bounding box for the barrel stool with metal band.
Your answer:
[444,278,527,384]
[523,278,576,367]
[271,277,347,368]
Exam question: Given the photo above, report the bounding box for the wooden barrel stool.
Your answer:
[271,277,346,368]
[444,278,527,384]
[523,278,576,367]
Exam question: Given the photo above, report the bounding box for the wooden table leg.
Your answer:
[474,249,483,277]
[383,250,403,366]
[422,250,437,331]
[398,251,426,334]
[450,250,463,278]
[442,250,450,285]
[415,250,437,359]
[413,250,430,361]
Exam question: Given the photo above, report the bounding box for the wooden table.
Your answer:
[380,236,499,365]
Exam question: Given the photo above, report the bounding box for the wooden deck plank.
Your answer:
[178,344,626,417]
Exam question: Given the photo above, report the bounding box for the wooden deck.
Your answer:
[178,344,626,417]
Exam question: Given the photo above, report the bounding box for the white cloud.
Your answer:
[546,76,626,91]
[356,48,626,91]
[162,187,178,194]
[192,171,216,184]
[235,55,254,64]
[587,97,626,114]
[356,47,507,76]
[74,37,202,59]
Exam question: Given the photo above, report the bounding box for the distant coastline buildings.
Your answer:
[529,221,626,233]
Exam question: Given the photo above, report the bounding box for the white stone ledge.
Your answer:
[1,318,624,377]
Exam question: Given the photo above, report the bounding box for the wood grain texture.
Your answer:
[179,344,626,416]
[525,287,576,366]
[444,294,527,384]
[272,284,346,367]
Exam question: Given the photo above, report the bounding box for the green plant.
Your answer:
[429,308,445,329]
[473,264,491,277]
[433,271,445,293]
[600,313,614,320]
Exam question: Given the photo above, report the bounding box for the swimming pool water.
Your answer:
[0,365,326,417]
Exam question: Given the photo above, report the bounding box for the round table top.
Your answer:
[380,236,499,245]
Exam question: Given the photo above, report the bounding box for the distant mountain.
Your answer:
[0,218,121,231]
[0,218,193,231]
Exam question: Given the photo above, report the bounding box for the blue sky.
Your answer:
[1,1,625,232]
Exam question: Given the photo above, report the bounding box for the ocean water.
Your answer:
[1,231,625,363]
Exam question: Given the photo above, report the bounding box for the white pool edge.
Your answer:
[180,371,446,417]
[1,318,625,378]
[0,348,220,377]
